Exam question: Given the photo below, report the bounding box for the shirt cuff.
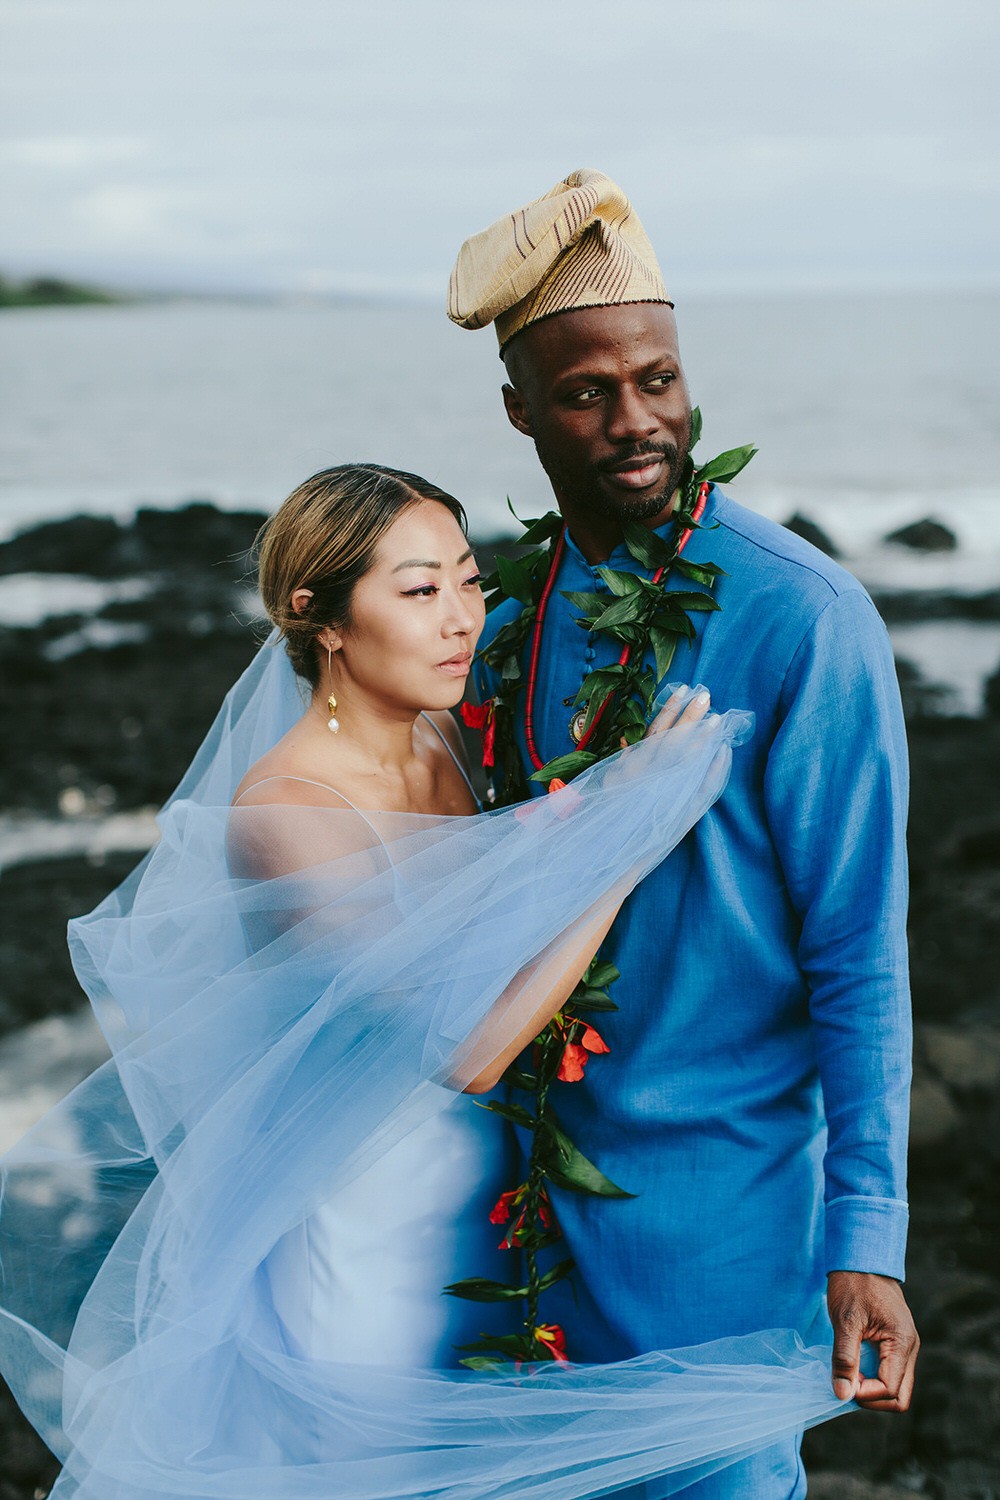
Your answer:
[825,1195,909,1281]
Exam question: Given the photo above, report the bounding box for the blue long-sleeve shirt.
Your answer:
[474,486,911,1359]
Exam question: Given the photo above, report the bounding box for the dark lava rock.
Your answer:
[985,658,1000,717]
[0,620,259,812]
[0,504,268,580]
[0,1377,59,1495]
[884,518,958,552]
[782,513,841,557]
[873,589,1000,625]
[0,852,138,1039]
[893,657,951,719]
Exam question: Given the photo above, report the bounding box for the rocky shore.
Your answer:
[1,506,998,1499]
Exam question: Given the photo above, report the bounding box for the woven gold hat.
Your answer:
[447,169,670,352]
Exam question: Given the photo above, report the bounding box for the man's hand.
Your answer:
[827,1271,919,1411]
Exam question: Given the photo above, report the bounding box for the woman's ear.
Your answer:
[318,626,343,653]
[290,587,313,617]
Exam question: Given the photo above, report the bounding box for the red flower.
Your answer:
[556,1022,610,1082]
[490,1185,555,1248]
[488,1186,525,1226]
[533,1324,569,1363]
[460,699,496,769]
[546,777,567,793]
[581,1024,610,1056]
[556,1042,589,1083]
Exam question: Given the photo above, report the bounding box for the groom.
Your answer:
[449,171,918,1498]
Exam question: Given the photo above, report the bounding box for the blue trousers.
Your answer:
[609,1435,804,1499]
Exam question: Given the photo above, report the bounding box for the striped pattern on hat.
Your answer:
[447,169,670,351]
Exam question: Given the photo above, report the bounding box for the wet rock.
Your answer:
[894,657,951,720]
[909,1075,961,1147]
[0,505,267,581]
[884,518,958,552]
[783,513,841,556]
[806,1474,922,1499]
[951,822,1000,868]
[909,1348,1000,1461]
[920,1025,1000,1093]
[986,658,1000,717]
[873,589,1000,624]
[0,515,124,578]
[802,1406,912,1482]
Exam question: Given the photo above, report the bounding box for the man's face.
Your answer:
[502,303,692,529]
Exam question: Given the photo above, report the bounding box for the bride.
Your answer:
[0,463,857,1499]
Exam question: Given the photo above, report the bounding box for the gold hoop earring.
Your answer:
[325,641,340,733]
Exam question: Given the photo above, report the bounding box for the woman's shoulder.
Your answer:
[231,750,355,810]
[422,708,471,770]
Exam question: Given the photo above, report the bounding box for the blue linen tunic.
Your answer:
[474,485,911,1362]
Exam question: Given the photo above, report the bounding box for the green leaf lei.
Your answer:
[445,411,756,1369]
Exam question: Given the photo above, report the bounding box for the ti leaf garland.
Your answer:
[449,410,755,1367]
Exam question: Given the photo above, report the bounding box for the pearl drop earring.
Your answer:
[325,641,339,732]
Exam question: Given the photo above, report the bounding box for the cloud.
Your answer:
[0,136,148,170]
[1,0,997,292]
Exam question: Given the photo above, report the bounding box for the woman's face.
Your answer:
[331,499,486,713]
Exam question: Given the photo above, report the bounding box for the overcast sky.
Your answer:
[2,0,998,297]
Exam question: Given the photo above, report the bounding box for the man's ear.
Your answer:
[502,383,533,438]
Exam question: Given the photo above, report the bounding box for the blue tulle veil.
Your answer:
[0,632,858,1499]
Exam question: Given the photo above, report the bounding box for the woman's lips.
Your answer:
[603,458,665,491]
[437,654,472,676]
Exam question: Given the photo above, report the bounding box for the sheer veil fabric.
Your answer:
[0,632,856,1499]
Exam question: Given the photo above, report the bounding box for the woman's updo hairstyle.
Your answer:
[257,463,468,685]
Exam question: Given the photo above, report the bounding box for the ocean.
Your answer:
[2,289,998,714]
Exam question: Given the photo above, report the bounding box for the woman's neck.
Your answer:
[309,684,421,778]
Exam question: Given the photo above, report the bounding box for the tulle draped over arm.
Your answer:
[0,633,860,1500]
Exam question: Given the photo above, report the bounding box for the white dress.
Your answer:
[265,1096,512,1367]
[238,722,515,1370]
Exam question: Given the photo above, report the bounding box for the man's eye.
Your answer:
[570,387,603,404]
[646,373,676,390]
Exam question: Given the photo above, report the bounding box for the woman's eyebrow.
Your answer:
[392,548,475,573]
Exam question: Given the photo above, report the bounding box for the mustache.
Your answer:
[597,442,680,473]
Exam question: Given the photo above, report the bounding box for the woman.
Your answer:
[0,464,855,1500]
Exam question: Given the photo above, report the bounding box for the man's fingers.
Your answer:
[855,1340,918,1412]
[830,1321,863,1402]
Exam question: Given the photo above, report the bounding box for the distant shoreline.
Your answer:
[0,273,125,309]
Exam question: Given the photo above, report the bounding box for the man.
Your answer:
[449,170,918,1499]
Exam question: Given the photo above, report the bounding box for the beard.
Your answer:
[533,417,692,528]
